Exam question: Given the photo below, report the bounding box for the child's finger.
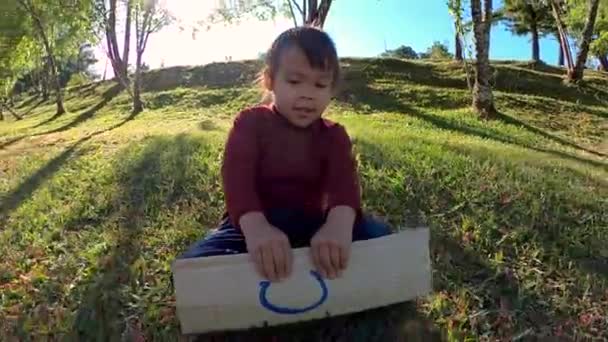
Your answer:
[261,247,278,281]
[271,242,285,280]
[252,249,265,278]
[340,245,349,270]
[282,241,292,278]
[311,244,324,278]
[319,244,335,278]
[330,244,341,273]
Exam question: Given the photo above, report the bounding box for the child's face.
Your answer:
[270,46,334,128]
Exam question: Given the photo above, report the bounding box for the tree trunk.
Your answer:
[21,0,65,115]
[287,0,298,27]
[558,35,564,66]
[45,49,65,115]
[132,51,143,114]
[105,0,130,85]
[569,0,600,82]
[471,0,496,119]
[599,55,608,71]
[42,64,51,100]
[123,0,132,77]
[531,19,540,62]
[551,0,574,72]
[307,0,317,24]
[297,0,332,28]
[455,26,463,61]
[314,0,332,28]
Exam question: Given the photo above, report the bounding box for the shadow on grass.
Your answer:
[65,82,102,100]
[494,111,607,158]
[18,98,46,117]
[197,302,443,342]
[0,137,92,223]
[69,141,163,340]
[0,136,27,149]
[337,82,607,170]
[429,234,564,339]
[62,134,219,340]
[0,84,127,151]
[342,58,608,108]
[439,142,608,283]
[0,115,137,225]
[352,139,607,338]
[498,92,608,121]
[32,83,123,129]
[17,95,42,109]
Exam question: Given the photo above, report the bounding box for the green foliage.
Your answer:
[0,58,606,340]
[0,0,37,98]
[16,0,98,60]
[565,0,608,56]
[380,45,419,59]
[207,0,280,25]
[207,0,333,28]
[420,41,454,60]
[501,0,555,36]
[0,0,99,102]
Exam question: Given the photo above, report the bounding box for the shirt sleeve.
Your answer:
[221,109,263,226]
[325,124,362,213]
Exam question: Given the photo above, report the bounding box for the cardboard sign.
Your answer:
[171,227,432,335]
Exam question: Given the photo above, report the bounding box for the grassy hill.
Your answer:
[0,58,607,341]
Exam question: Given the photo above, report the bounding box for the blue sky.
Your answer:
[324,0,561,64]
[93,0,562,76]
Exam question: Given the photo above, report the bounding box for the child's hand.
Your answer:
[311,206,355,279]
[240,212,292,282]
[311,223,352,279]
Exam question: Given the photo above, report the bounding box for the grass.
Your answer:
[0,58,607,341]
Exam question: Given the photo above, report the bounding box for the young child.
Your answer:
[180,26,391,282]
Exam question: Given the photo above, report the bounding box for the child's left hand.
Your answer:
[311,207,355,279]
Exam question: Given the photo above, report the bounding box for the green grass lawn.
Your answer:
[0,58,607,341]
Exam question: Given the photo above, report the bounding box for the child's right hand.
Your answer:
[240,212,293,282]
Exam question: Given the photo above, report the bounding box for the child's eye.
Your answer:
[288,80,300,85]
[315,83,329,89]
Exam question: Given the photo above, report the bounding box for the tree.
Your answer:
[550,0,575,72]
[448,0,465,61]
[15,0,95,116]
[287,0,333,27]
[380,45,419,59]
[566,0,608,72]
[210,0,335,28]
[420,41,454,59]
[471,0,496,118]
[593,4,608,71]
[502,0,554,62]
[131,0,173,114]
[96,0,133,87]
[0,0,32,120]
[17,0,65,115]
[569,0,601,81]
[64,44,100,83]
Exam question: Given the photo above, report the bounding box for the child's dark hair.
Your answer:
[259,26,340,102]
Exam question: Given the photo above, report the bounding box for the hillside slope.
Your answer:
[0,59,607,341]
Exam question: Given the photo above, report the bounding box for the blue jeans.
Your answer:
[178,209,392,259]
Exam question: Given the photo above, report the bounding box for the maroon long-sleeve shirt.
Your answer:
[221,104,362,227]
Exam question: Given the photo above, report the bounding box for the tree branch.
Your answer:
[292,0,304,17]
[287,0,299,27]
